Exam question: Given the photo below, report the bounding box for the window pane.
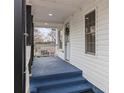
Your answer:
[85,10,95,54]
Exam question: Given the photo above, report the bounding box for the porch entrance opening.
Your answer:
[34,27,56,57]
[65,23,70,61]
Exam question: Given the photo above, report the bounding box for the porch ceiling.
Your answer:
[29,0,85,28]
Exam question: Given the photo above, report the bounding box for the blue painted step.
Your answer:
[30,71,82,90]
[30,57,104,93]
[30,87,37,93]
[30,71,84,93]
[31,76,86,88]
[38,82,91,93]
[38,77,86,90]
[30,68,92,93]
[31,70,82,81]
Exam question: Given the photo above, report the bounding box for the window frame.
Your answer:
[85,10,96,55]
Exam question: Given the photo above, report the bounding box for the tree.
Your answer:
[34,28,44,43]
[48,29,56,42]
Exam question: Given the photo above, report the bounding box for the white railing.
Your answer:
[25,46,31,93]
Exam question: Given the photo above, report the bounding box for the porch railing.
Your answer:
[34,42,56,57]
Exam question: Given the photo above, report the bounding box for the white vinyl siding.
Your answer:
[67,0,108,93]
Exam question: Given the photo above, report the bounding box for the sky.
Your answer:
[35,27,52,37]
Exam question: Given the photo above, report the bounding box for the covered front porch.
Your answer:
[14,0,109,93]
[23,0,109,93]
[30,57,103,93]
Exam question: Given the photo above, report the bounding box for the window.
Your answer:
[58,30,63,49]
[85,10,95,54]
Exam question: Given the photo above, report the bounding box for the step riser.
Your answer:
[37,81,85,91]
[31,71,82,82]
[30,71,83,93]
[38,82,91,93]
[33,77,86,88]
[31,91,37,93]
[31,75,83,86]
[37,80,86,90]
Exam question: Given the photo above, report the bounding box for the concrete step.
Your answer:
[31,76,86,88]
[30,71,83,93]
[31,70,82,81]
[38,82,91,93]
[37,76,86,89]
[30,87,37,93]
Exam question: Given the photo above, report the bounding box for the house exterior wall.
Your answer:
[57,0,109,92]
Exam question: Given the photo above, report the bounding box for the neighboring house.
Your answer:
[56,0,109,93]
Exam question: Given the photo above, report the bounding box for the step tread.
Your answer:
[38,82,91,93]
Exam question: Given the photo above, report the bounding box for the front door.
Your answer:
[65,23,70,61]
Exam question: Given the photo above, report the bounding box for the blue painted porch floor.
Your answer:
[32,57,81,78]
[30,57,103,93]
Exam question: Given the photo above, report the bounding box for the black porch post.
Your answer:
[14,0,26,93]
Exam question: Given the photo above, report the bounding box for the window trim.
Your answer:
[85,10,96,55]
